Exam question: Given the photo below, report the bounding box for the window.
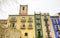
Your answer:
[36,15,40,17]
[35,15,40,20]
[44,16,48,21]
[10,23,15,27]
[54,19,58,25]
[23,24,25,27]
[20,24,25,29]
[29,17,32,20]
[11,17,16,20]
[36,20,40,23]
[21,17,26,22]
[22,17,25,20]
[36,20,40,25]
[28,17,33,22]
[38,31,41,38]
[29,23,32,27]
[37,25,41,30]
[25,33,28,36]
[36,16,40,18]
[58,31,60,36]
[23,7,24,10]
[59,26,60,30]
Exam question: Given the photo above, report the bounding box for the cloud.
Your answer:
[0,0,60,19]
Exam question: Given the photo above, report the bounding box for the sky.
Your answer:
[0,0,60,19]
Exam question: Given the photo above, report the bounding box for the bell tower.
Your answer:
[19,5,28,15]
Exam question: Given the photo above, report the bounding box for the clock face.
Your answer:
[5,28,21,38]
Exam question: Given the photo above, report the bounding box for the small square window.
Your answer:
[25,33,28,36]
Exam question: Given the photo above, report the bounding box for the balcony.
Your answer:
[56,26,59,31]
[37,25,41,30]
[47,32,51,38]
[28,20,33,22]
[36,16,40,20]
[54,19,58,25]
[28,24,33,29]
[44,16,48,21]
[21,19,26,22]
[46,29,50,33]
[54,21,58,25]
[10,17,17,22]
[37,23,40,25]
[44,18,48,21]
[21,17,26,22]
[36,20,40,23]
[20,24,25,29]
[47,36,52,38]
[58,31,60,38]
[10,26,16,29]
[45,23,49,27]
[38,31,42,38]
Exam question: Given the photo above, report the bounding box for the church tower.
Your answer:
[19,5,28,15]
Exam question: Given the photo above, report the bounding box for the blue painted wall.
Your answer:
[50,16,60,38]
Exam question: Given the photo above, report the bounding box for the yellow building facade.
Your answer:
[5,5,35,38]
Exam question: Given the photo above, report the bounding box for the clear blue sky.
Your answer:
[0,0,60,19]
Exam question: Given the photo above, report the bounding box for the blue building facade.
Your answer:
[50,16,60,38]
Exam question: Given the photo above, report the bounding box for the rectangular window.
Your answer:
[10,23,15,27]
[54,19,58,25]
[29,23,32,27]
[22,24,25,27]
[29,17,32,20]
[11,17,16,20]
[23,7,24,10]
[44,16,48,21]
[22,17,25,20]
[58,32,60,38]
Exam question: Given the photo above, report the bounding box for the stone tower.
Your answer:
[19,5,28,15]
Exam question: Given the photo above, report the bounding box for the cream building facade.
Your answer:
[41,13,55,38]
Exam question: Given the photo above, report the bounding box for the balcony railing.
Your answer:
[56,26,59,31]
[37,26,41,30]
[54,21,58,25]
[28,19,33,22]
[10,25,16,29]
[36,16,40,20]
[10,17,17,22]
[38,31,42,38]
[21,19,26,22]
[58,31,60,38]
[44,16,48,21]
[37,23,40,25]
[44,18,48,21]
